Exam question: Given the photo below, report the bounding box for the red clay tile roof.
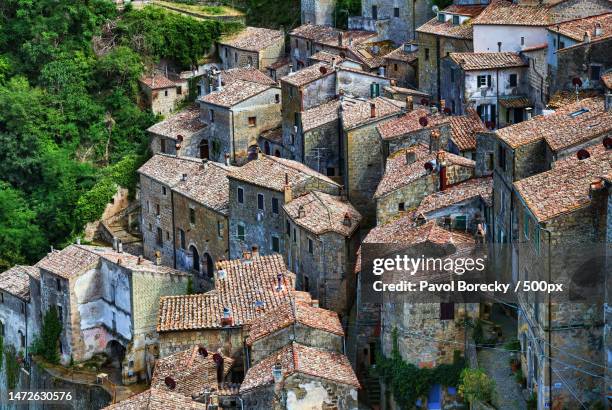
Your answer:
[497,97,611,151]
[546,90,601,109]
[290,24,375,49]
[36,245,101,279]
[172,161,235,215]
[374,145,475,198]
[521,43,548,52]
[147,105,206,140]
[283,191,362,236]
[140,74,176,90]
[103,388,207,409]
[218,67,277,86]
[309,50,344,64]
[350,40,396,69]
[601,71,612,89]
[138,154,204,188]
[416,177,493,215]
[229,154,339,192]
[552,140,608,169]
[449,110,486,151]
[240,342,360,393]
[259,126,283,143]
[384,44,418,63]
[377,109,450,140]
[218,26,283,52]
[342,97,404,130]
[0,266,38,300]
[417,5,486,39]
[513,149,612,222]
[548,13,612,42]
[280,62,335,87]
[498,96,531,109]
[200,80,275,108]
[302,99,341,131]
[246,299,344,345]
[444,4,489,17]
[151,346,235,398]
[157,254,296,331]
[449,52,527,71]
[472,0,552,26]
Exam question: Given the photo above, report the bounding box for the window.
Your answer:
[394,7,400,17]
[160,138,166,153]
[477,75,491,87]
[225,48,229,58]
[20,331,25,348]
[177,86,182,95]
[272,197,279,215]
[56,278,62,291]
[179,229,186,249]
[237,187,244,204]
[166,231,170,240]
[275,94,280,104]
[452,15,459,25]
[308,238,314,254]
[372,5,378,19]
[164,90,168,97]
[394,63,398,71]
[247,56,253,66]
[257,193,264,210]
[509,73,517,87]
[293,228,297,243]
[162,186,167,195]
[559,40,565,49]
[272,236,280,253]
[487,153,494,171]
[398,202,405,212]
[286,220,291,235]
[189,208,196,225]
[248,116,257,127]
[498,144,506,170]
[156,204,160,216]
[237,224,245,241]
[327,167,335,176]
[440,302,454,320]
[21,303,25,314]
[437,13,445,22]
[294,112,300,127]
[57,305,63,323]
[303,275,310,292]
[450,68,455,83]
[234,52,238,63]
[209,109,215,123]
[591,65,601,81]
[217,221,223,237]
[424,48,429,61]
[156,227,163,245]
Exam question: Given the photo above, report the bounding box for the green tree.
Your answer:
[459,368,496,408]
[31,308,63,364]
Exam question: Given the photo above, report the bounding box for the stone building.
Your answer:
[218,27,285,72]
[139,155,234,284]
[239,342,360,410]
[416,4,487,102]
[103,388,208,409]
[442,52,530,128]
[383,43,418,88]
[300,99,342,178]
[301,0,336,26]
[228,154,341,259]
[348,0,435,44]
[147,105,208,157]
[447,109,486,158]
[199,79,281,164]
[283,191,362,315]
[342,96,405,226]
[0,266,41,355]
[139,74,186,116]
[199,67,277,98]
[374,144,476,225]
[36,244,188,384]
[512,148,611,408]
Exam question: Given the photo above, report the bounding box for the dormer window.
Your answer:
[452,15,459,25]
[438,13,445,22]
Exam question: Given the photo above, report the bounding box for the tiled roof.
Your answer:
[548,13,612,42]
[383,85,430,98]
[601,71,612,89]
[172,161,235,215]
[218,26,283,52]
[520,43,548,52]
[350,40,396,69]
[79,245,184,275]
[200,80,274,108]
[449,52,526,71]
[449,110,486,151]
[240,342,360,393]
[246,299,344,345]
[546,90,601,110]
[157,254,296,331]
[342,97,404,130]
[499,96,531,109]
[103,388,207,410]
[514,149,612,222]
[416,177,493,215]
[283,191,362,236]
[384,44,418,63]
[0,266,37,300]
[443,4,489,17]
[472,0,552,26]
[302,99,341,131]
[417,5,486,39]
[377,109,449,140]
[218,67,277,86]
[267,56,291,70]
[229,154,339,192]
[290,24,375,48]
[309,50,344,65]
[138,154,203,187]
[280,62,335,87]
[497,97,611,151]
[147,105,206,140]
[140,74,175,90]
[259,126,283,143]
[151,346,235,398]
[552,141,608,169]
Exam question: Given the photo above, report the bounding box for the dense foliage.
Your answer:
[0,1,230,269]
[31,309,63,364]
[334,0,361,29]
[459,368,496,405]
[230,0,301,29]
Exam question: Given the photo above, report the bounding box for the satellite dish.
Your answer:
[576,149,590,160]
[572,77,583,87]
[164,376,176,390]
[432,5,439,13]
[419,116,429,127]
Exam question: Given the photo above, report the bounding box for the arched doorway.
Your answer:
[247,145,258,160]
[274,149,281,157]
[203,253,214,279]
[264,141,270,155]
[190,245,200,273]
[105,340,126,369]
[200,140,210,159]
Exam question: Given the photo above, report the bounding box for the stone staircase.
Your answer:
[360,372,381,409]
[106,222,143,255]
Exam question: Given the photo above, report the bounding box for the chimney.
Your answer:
[348,35,353,46]
[251,245,259,258]
[583,31,591,43]
[276,273,283,291]
[217,72,223,91]
[440,99,446,112]
[405,150,417,164]
[76,237,81,245]
[379,66,386,77]
[370,102,376,118]
[137,256,143,265]
[337,32,343,46]
[181,173,188,181]
[224,153,231,166]
[117,257,123,265]
[525,107,533,120]
[112,237,118,251]
[221,307,233,326]
[594,23,602,37]
[342,212,352,227]
[437,151,447,191]
[331,57,336,68]
[118,241,123,253]
[406,96,414,111]
[497,42,502,52]
[605,93,612,113]
[213,353,224,383]
[284,173,293,203]
[298,205,306,218]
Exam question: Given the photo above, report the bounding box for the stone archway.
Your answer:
[203,253,214,280]
[190,245,200,273]
[105,340,126,369]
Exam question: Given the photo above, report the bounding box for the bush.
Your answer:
[31,308,62,364]
[504,339,521,351]
[459,368,495,405]
[5,345,21,389]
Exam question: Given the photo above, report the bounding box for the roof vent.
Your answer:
[343,212,352,227]
[181,173,188,181]
[405,150,417,164]
[419,116,429,127]
[298,205,306,218]
[576,149,590,160]
[165,376,176,390]
[254,300,265,308]
[594,22,603,36]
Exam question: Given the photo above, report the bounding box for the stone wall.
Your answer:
[376,175,438,226]
[303,119,342,177]
[386,58,417,88]
[337,70,391,99]
[301,0,336,25]
[0,291,29,352]
[140,174,175,267]
[360,0,433,43]
[220,46,260,70]
[40,271,74,362]
[475,131,496,177]
[258,39,286,72]
[159,327,244,360]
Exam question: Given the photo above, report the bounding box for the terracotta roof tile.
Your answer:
[377,109,450,140]
[514,149,612,222]
[217,67,277,86]
[498,96,531,109]
[342,97,404,129]
[240,343,360,393]
[0,266,38,300]
[309,50,344,65]
[140,74,176,90]
[449,109,486,151]
[290,24,375,48]
[246,299,344,345]
[302,99,341,131]
[218,26,283,52]
[103,388,207,409]
[350,40,396,69]
[147,105,206,140]
[259,126,283,143]
[449,52,527,71]
[229,155,339,192]
[138,154,204,187]
[601,71,612,89]
[546,90,601,109]
[151,346,235,398]
[472,0,552,26]
[200,80,274,108]
[280,62,335,87]
[173,161,236,215]
[283,191,362,236]
[548,13,612,42]
[384,44,418,63]
[416,5,486,39]
[497,97,611,151]
[78,245,184,275]
[157,254,296,331]
[552,141,608,169]
[416,177,493,215]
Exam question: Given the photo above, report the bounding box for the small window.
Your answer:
[189,208,196,225]
[326,167,335,177]
[209,109,215,123]
[394,63,398,71]
[272,197,279,215]
[591,65,601,81]
[523,212,530,239]
[166,231,170,240]
[156,227,163,245]
[164,90,168,97]
[257,193,264,210]
[56,278,62,291]
[217,221,223,237]
[21,303,25,314]
[162,186,167,196]
[438,13,445,22]
[559,40,565,49]
[487,153,494,171]
[160,138,166,153]
[20,332,25,348]
[237,224,245,241]
[450,68,455,83]
[275,94,280,104]
[272,236,280,253]
[520,36,525,46]
[308,238,314,254]
[225,48,229,57]
[234,52,238,63]
[440,302,454,320]
[177,86,182,95]
[398,202,405,212]
[477,75,491,87]
[179,229,186,250]
[57,305,63,323]
[498,144,507,170]
[156,204,161,216]
[237,187,244,204]
[452,15,459,25]
[286,220,291,235]
[372,5,378,19]
[394,7,400,17]
[248,117,257,127]
[425,48,429,61]
[509,73,517,87]
[303,275,310,292]
[247,56,253,66]
[293,228,297,243]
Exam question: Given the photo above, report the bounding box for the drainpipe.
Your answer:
[542,227,553,409]
[436,36,441,102]
[231,110,236,163]
[496,68,500,129]
[171,189,177,269]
